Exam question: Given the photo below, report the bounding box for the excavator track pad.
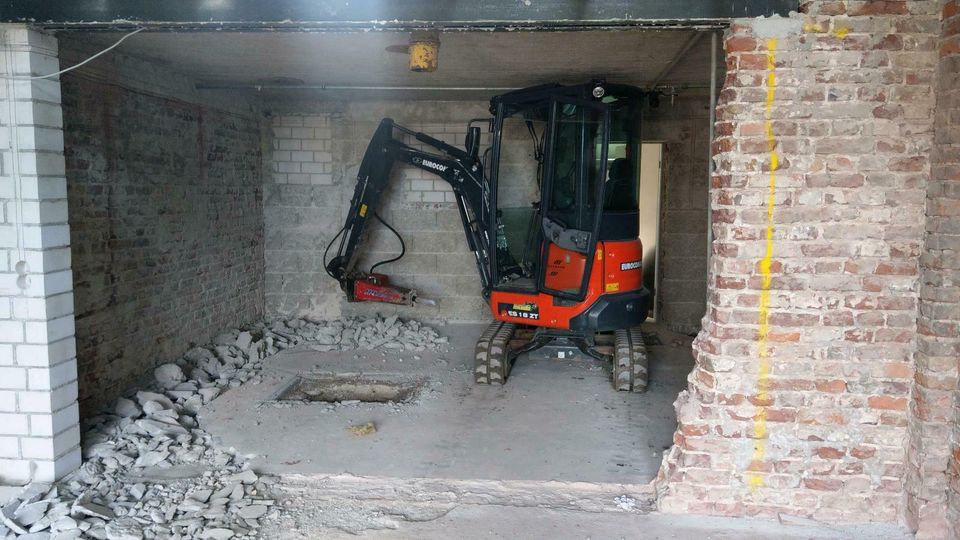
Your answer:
[474,321,517,384]
[613,327,649,393]
[474,321,649,392]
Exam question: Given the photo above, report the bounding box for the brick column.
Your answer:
[904,0,960,536]
[0,25,80,484]
[912,2,960,536]
[657,1,938,522]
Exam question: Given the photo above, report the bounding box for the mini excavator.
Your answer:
[325,81,652,391]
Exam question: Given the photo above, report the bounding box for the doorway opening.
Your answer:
[632,142,663,320]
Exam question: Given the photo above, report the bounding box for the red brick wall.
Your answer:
[923,1,960,536]
[657,1,939,523]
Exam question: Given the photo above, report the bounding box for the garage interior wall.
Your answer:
[264,100,492,322]
[53,31,720,413]
[59,38,268,414]
[643,93,712,335]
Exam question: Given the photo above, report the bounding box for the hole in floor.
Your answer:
[274,375,423,404]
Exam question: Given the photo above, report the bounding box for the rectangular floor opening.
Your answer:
[274,376,423,404]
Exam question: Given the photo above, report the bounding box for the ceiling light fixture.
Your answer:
[408,30,440,72]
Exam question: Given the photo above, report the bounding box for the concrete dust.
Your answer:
[266,498,455,538]
[284,504,913,540]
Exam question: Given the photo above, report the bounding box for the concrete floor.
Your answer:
[3,319,910,538]
[195,322,912,539]
[201,322,694,485]
[305,505,913,540]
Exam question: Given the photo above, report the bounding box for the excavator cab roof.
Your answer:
[489,81,646,117]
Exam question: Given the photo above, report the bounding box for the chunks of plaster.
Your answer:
[4,315,445,540]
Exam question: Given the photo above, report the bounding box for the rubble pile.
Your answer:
[2,465,273,540]
[273,315,449,353]
[0,315,446,540]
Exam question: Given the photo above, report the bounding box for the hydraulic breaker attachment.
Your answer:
[347,273,436,306]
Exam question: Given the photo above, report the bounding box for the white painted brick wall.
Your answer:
[0,321,23,342]
[0,437,18,458]
[30,401,77,437]
[0,413,28,435]
[0,367,26,389]
[0,24,80,485]
[0,391,15,411]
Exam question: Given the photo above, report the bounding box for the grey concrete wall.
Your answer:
[264,100,497,322]
[59,38,268,414]
[643,93,711,335]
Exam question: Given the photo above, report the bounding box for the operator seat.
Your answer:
[604,158,635,209]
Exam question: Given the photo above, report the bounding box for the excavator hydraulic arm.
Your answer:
[324,118,493,306]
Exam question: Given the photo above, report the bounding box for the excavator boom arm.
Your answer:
[325,118,492,302]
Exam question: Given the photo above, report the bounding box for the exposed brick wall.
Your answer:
[644,94,712,335]
[913,0,960,536]
[59,40,267,414]
[264,101,494,322]
[658,2,938,522]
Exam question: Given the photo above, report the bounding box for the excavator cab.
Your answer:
[486,85,646,312]
[490,92,611,302]
[325,81,651,392]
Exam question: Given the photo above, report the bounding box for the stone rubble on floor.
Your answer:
[298,315,448,353]
[0,315,447,540]
[613,495,637,511]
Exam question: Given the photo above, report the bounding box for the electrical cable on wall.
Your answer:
[0,27,144,80]
[1,26,142,294]
[2,40,27,292]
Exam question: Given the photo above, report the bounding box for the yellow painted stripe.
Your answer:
[749,37,778,492]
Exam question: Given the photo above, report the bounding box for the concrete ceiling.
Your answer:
[71,29,720,100]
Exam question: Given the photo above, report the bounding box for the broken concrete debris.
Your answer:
[0,315,444,540]
[614,495,637,511]
[114,398,141,419]
[295,315,449,353]
[153,364,186,390]
[224,471,258,486]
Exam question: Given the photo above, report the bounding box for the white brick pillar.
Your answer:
[0,25,80,484]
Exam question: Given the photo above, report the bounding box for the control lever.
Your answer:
[541,216,592,254]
